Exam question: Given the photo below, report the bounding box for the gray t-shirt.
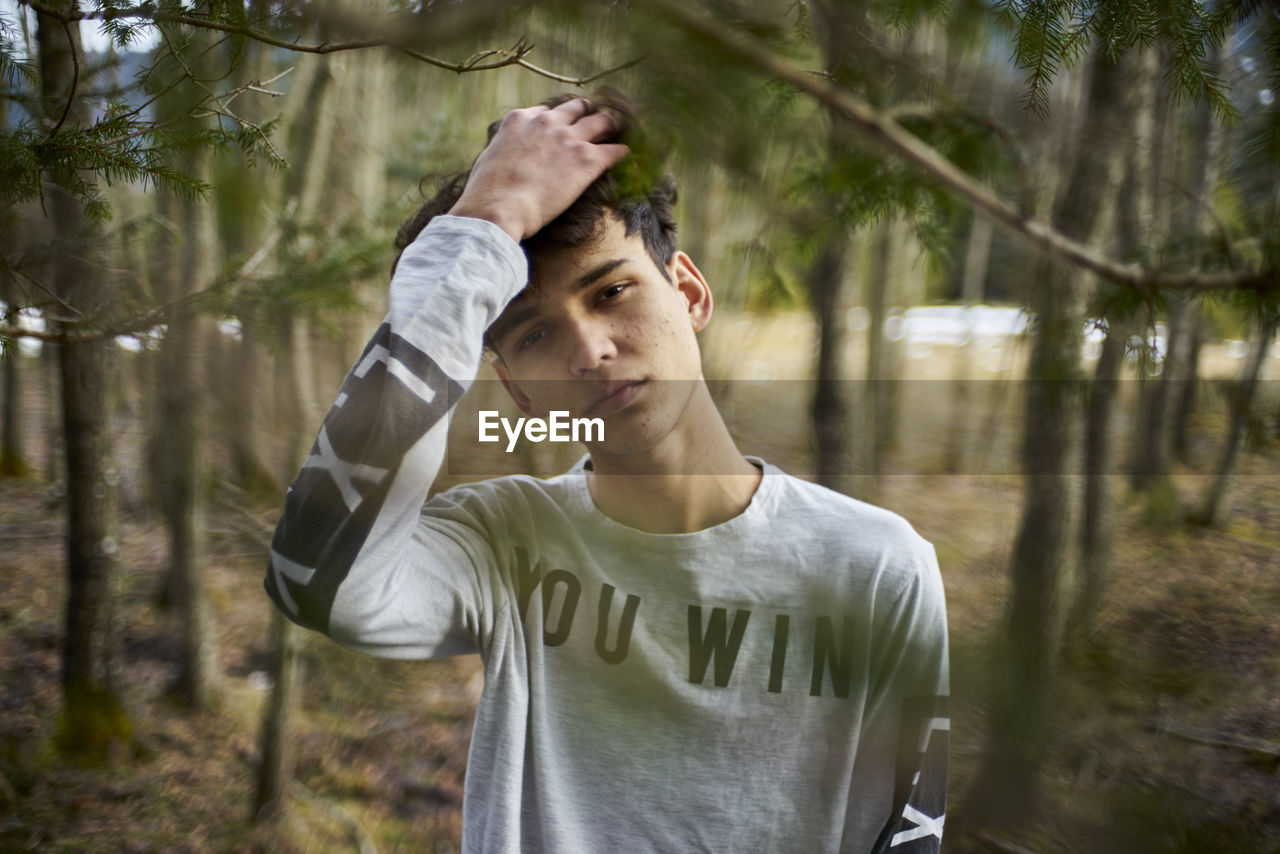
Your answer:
[266,216,949,853]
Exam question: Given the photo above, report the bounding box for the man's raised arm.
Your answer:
[263,99,628,655]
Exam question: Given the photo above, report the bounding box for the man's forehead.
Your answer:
[528,217,646,286]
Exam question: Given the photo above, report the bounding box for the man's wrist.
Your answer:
[445,202,524,243]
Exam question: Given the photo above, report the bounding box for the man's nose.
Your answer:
[565,317,617,375]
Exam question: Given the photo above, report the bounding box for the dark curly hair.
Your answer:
[392,91,678,288]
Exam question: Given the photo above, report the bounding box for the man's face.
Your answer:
[488,215,713,457]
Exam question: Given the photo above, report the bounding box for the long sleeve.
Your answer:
[853,546,950,854]
[264,215,527,658]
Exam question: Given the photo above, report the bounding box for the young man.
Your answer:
[265,95,949,853]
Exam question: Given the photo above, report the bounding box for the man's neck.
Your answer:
[584,385,762,534]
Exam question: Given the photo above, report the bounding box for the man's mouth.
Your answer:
[587,380,648,416]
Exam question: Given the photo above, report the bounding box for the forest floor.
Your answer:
[1,371,1279,852]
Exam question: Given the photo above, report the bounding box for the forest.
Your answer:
[1,0,1279,851]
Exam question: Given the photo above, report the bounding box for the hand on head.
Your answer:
[448,98,631,242]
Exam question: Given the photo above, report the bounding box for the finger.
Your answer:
[493,104,549,136]
[567,110,620,143]
[546,96,591,123]
[595,143,631,169]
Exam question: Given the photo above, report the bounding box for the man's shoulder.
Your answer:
[762,464,930,550]
[757,464,939,602]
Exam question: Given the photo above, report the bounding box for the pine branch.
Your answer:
[644,0,1279,293]
[1017,0,1067,116]
[0,16,37,85]
[1156,0,1239,122]
[5,60,291,216]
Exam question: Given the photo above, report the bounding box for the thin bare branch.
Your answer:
[151,22,289,166]
[47,16,78,136]
[0,221,286,344]
[644,0,1278,293]
[21,0,638,87]
[0,323,63,342]
[98,68,293,150]
[10,263,83,320]
[512,54,646,85]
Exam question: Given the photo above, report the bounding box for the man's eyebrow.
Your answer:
[572,258,630,291]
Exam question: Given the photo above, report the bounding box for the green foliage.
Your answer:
[0,14,35,86]
[2,110,215,221]
[785,99,1012,281]
[992,0,1259,120]
[208,212,388,339]
[993,0,1092,116]
[613,3,817,179]
[741,240,800,312]
[1,1,289,224]
[610,118,675,206]
[883,0,954,33]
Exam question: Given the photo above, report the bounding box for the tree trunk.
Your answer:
[0,90,28,478]
[256,42,337,825]
[1,266,28,478]
[878,223,908,460]
[967,47,1128,829]
[214,19,280,501]
[160,313,220,709]
[1166,40,1225,469]
[155,205,221,709]
[1070,317,1127,644]
[810,239,854,489]
[37,3,132,764]
[1172,312,1203,463]
[227,317,279,499]
[1069,48,1160,646]
[147,24,222,710]
[1189,314,1279,528]
[857,223,894,500]
[255,610,303,822]
[944,213,993,474]
[276,53,334,481]
[43,334,62,484]
[1130,292,1189,490]
[283,315,322,478]
[804,0,873,498]
[1129,42,1224,493]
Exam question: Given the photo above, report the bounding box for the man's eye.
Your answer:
[517,328,547,350]
[598,282,630,302]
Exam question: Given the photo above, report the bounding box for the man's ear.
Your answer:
[492,359,540,418]
[670,251,713,333]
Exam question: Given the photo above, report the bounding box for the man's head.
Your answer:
[398,94,716,458]
[394,92,678,290]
